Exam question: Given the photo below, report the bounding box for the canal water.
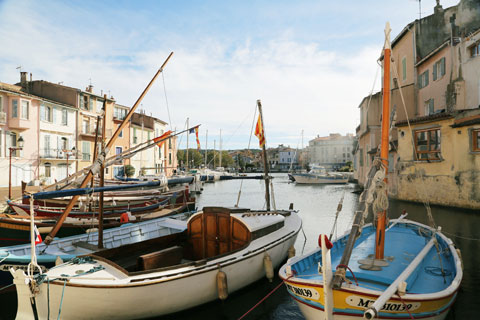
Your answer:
[160,173,478,320]
[0,173,477,319]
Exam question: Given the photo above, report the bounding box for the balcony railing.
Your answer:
[0,112,6,124]
[40,149,77,160]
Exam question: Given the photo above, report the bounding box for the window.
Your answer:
[414,128,441,161]
[472,129,480,152]
[81,95,89,110]
[96,99,103,112]
[116,147,122,155]
[12,100,18,118]
[61,137,68,150]
[44,135,51,157]
[62,109,68,125]
[133,128,137,144]
[114,107,127,120]
[359,149,364,166]
[470,42,480,57]
[0,96,3,112]
[119,129,123,138]
[402,57,407,81]
[424,99,434,116]
[89,97,94,111]
[82,119,89,134]
[433,57,446,81]
[169,152,172,165]
[45,163,51,178]
[82,141,91,161]
[40,104,53,122]
[21,101,29,119]
[418,70,429,89]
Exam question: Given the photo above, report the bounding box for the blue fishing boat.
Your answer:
[279,23,463,320]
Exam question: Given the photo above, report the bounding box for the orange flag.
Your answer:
[153,130,172,148]
[254,115,265,148]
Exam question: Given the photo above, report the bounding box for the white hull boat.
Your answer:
[293,166,348,184]
[13,206,301,319]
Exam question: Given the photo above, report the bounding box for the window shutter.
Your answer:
[425,70,429,86]
[433,63,437,81]
[52,107,57,124]
[441,57,445,76]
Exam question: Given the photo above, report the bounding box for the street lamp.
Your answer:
[63,146,76,177]
[9,136,24,199]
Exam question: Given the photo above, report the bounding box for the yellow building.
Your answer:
[396,109,480,209]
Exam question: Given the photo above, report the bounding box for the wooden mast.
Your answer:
[256,99,270,211]
[44,52,174,245]
[375,22,392,260]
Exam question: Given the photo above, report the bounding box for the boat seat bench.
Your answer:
[137,246,184,271]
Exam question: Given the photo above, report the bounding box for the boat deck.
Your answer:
[292,222,457,294]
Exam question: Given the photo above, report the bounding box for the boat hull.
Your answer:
[279,220,462,320]
[293,174,348,184]
[14,211,301,319]
[283,278,456,320]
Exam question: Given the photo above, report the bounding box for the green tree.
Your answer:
[124,164,135,177]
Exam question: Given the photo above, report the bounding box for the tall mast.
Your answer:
[186,117,189,171]
[257,100,271,211]
[219,129,222,168]
[44,52,174,245]
[204,129,208,169]
[213,140,216,167]
[375,22,392,260]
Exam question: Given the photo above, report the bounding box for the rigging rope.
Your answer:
[235,104,257,207]
[161,72,174,130]
[391,59,437,229]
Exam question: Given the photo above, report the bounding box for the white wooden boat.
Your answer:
[293,165,348,184]
[279,23,463,320]
[13,206,301,319]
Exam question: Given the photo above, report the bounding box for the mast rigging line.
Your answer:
[235,103,258,208]
[161,72,174,131]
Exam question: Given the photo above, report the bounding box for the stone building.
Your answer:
[354,0,480,209]
[308,133,355,170]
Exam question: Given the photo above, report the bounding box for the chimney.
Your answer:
[20,72,28,88]
[86,85,93,93]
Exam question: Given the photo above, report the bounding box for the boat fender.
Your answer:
[127,211,136,221]
[264,252,274,282]
[120,212,129,223]
[397,281,407,296]
[318,234,333,249]
[456,248,463,271]
[288,245,296,258]
[216,267,228,300]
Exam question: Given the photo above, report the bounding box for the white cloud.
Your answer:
[3,0,446,149]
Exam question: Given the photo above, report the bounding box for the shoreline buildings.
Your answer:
[354,0,480,209]
[0,73,177,188]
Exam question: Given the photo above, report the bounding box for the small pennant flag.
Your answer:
[153,130,172,148]
[33,225,42,245]
[254,115,265,148]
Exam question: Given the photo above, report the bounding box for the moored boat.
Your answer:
[13,206,301,319]
[293,165,348,184]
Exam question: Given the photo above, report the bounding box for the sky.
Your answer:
[0,0,460,150]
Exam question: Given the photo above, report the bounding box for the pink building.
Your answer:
[0,82,40,188]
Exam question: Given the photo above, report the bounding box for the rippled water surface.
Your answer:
[1,173,477,320]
